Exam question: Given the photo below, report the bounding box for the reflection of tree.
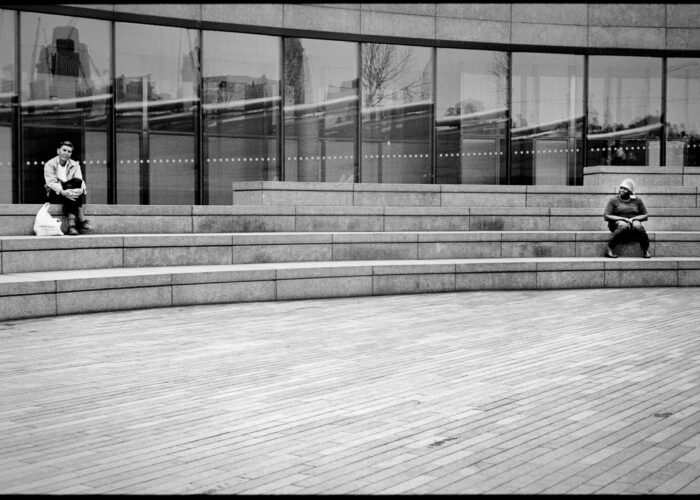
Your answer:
[284,38,305,105]
[361,43,421,107]
[490,52,509,106]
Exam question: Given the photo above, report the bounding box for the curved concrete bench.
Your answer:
[2,257,700,321]
[2,231,698,274]
[4,204,700,236]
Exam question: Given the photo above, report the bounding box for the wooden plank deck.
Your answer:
[1,287,699,494]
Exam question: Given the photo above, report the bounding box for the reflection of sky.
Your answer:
[436,49,506,118]
[511,54,583,127]
[1,11,15,89]
[297,39,357,104]
[116,22,197,98]
[203,32,279,80]
[589,76,662,127]
[667,60,700,134]
[512,75,581,126]
[588,56,662,127]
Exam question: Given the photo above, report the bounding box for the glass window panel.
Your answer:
[666,58,700,167]
[202,31,280,204]
[0,9,15,203]
[362,43,432,183]
[511,52,584,185]
[435,48,507,184]
[587,56,662,167]
[115,22,198,204]
[20,12,111,203]
[284,38,358,183]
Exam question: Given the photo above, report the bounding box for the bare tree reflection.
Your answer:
[361,43,423,107]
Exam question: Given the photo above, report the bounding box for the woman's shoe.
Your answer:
[605,247,618,258]
[643,250,652,258]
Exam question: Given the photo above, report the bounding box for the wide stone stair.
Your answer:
[1,181,700,320]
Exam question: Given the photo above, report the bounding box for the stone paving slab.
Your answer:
[0,287,699,494]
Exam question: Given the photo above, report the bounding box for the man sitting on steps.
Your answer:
[44,140,94,236]
[603,178,651,259]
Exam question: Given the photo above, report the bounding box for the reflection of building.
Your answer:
[32,26,92,100]
[5,3,700,204]
[203,74,276,104]
[1,63,12,93]
[115,74,154,102]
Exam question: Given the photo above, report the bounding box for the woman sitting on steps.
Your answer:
[603,178,651,259]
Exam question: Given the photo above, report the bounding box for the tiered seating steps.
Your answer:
[2,182,699,320]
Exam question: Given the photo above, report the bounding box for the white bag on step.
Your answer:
[33,202,64,236]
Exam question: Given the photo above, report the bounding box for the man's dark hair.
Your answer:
[59,140,74,149]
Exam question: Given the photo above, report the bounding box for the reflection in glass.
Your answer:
[666,59,700,167]
[0,9,15,203]
[361,43,432,183]
[587,56,662,167]
[436,49,507,184]
[283,38,358,182]
[115,22,198,204]
[511,52,583,185]
[20,12,111,203]
[202,31,280,203]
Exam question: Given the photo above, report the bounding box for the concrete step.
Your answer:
[4,204,700,236]
[232,181,700,208]
[3,231,698,274]
[2,257,699,321]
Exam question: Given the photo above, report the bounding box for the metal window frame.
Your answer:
[7,3,700,203]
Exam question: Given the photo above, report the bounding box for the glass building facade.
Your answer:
[2,7,700,204]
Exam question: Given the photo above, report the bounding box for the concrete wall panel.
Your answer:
[588,4,666,27]
[54,3,700,53]
[123,246,232,267]
[114,3,201,19]
[667,4,700,27]
[362,4,436,16]
[372,273,455,295]
[172,281,276,306]
[277,276,372,300]
[202,3,284,27]
[455,271,537,290]
[588,26,665,50]
[512,3,587,25]
[232,244,332,264]
[512,22,587,47]
[283,4,360,34]
[361,10,436,39]
[436,17,511,44]
[3,248,123,273]
[56,287,172,315]
[0,294,56,321]
[667,28,700,51]
[437,3,511,22]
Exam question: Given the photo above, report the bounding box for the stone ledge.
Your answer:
[3,231,699,273]
[2,257,699,320]
[230,182,700,208]
[584,165,700,188]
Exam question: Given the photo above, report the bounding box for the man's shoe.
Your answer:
[79,219,94,233]
[67,226,79,236]
[643,250,652,259]
[605,247,618,258]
